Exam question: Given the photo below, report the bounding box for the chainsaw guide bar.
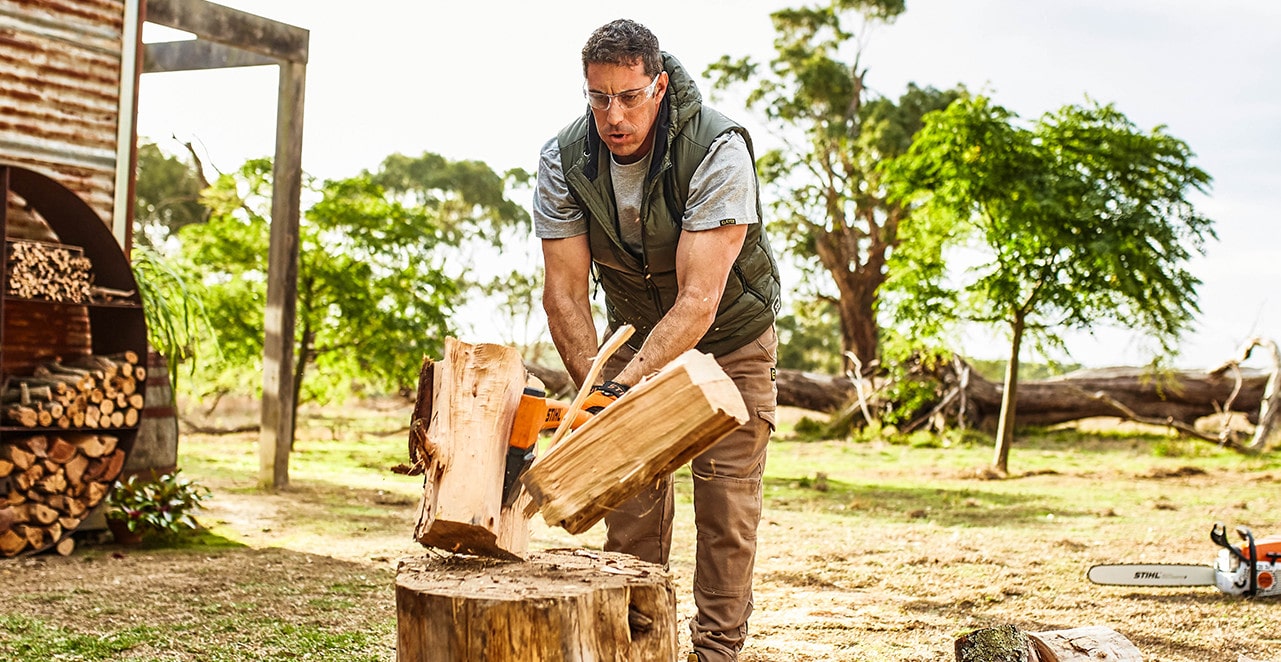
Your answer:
[1087,564,1216,587]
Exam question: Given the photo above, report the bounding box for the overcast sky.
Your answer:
[137,0,1280,369]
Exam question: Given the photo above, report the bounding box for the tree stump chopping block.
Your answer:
[395,548,677,661]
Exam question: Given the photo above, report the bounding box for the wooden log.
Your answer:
[5,404,37,427]
[523,349,749,534]
[3,445,35,471]
[0,458,13,477]
[35,470,67,495]
[408,338,531,560]
[395,549,677,661]
[956,625,1030,662]
[0,529,25,556]
[1028,627,1143,661]
[955,625,1142,661]
[54,535,74,556]
[71,433,108,458]
[29,502,58,525]
[63,453,88,486]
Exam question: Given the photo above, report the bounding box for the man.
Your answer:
[532,18,781,662]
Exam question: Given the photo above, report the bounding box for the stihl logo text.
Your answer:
[1134,571,1163,579]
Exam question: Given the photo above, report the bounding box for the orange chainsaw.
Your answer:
[502,385,592,506]
[1088,523,1281,597]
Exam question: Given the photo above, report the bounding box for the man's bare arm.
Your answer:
[613,224,748,386]
[541,235,599,387]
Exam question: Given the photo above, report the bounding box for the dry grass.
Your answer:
[2,402,1280,660]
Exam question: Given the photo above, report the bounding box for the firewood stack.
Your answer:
[6,239,93,303]
[2,352,146,429]
[0,433,124,557]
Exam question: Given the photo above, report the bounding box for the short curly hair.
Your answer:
[581,19,662,78]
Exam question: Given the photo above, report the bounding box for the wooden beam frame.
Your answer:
[141,0,308,489]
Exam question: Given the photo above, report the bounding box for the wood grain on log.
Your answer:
[408,338,531,560]
[522,349,748,535]
[396,549,677,662]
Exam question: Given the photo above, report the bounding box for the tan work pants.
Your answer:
[601,327,777,662]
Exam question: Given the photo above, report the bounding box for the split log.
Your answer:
[0,433,125,557]
[955,624,1142,661]
[522,349,748,535]
[406,338,532,560]
[396,549,677,661]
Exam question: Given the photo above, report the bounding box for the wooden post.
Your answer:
[408,338,531,559]
[396,549,677,661]
[259,57,306,490]
[522,349,747,535]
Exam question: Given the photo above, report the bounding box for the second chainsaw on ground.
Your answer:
[1088,522,1281,598]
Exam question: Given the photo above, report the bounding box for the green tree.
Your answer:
[179,153,528,431]
[884,95,1214,474]
[705,0,960,371]
[134,140,209,247]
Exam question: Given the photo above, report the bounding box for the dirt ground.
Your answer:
[3,404,1280,661]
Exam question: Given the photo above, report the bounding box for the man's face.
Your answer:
[585,60,667,164]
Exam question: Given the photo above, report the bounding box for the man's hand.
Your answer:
[582,380,629,414]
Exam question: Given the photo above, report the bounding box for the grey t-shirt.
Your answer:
[532,131,759,241]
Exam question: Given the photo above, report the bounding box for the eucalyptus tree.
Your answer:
[884,95,1214,474]
[134,140,209,247]
[705,0,959,371]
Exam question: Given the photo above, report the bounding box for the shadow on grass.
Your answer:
[763,475,1092,527]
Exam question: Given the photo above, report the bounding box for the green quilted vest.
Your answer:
[556,53,780,356]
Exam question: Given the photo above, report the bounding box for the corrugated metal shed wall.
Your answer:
[0,0,125,229]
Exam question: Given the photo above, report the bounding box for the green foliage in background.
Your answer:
[884,94,1215,473]
[134,140,209,247]
[131,244,218,391]
[705,0,960,369]
[776,298,844,373]
[174,152,529,416]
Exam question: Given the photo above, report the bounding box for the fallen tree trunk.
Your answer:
[396,549,677,661]
[962,366,1268,429]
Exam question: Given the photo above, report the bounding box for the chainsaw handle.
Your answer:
[1238,525,1259,598]
[1212,522,1250,564]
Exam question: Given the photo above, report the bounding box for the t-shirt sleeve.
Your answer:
[532,137,587,239]
[682,131,760,232]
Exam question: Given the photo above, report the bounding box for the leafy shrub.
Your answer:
[106,470,212,536]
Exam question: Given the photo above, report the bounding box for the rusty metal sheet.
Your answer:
[0,0,126,228]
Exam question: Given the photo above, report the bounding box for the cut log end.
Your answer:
[396,549,677,662]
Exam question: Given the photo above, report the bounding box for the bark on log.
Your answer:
[769,360,1270,430]
[407,338,532,560]
[395,549,677,662]
[958,366,1268,429]
[956,624,1142,661]
[522,349,748,535]
[777,368,857,412]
